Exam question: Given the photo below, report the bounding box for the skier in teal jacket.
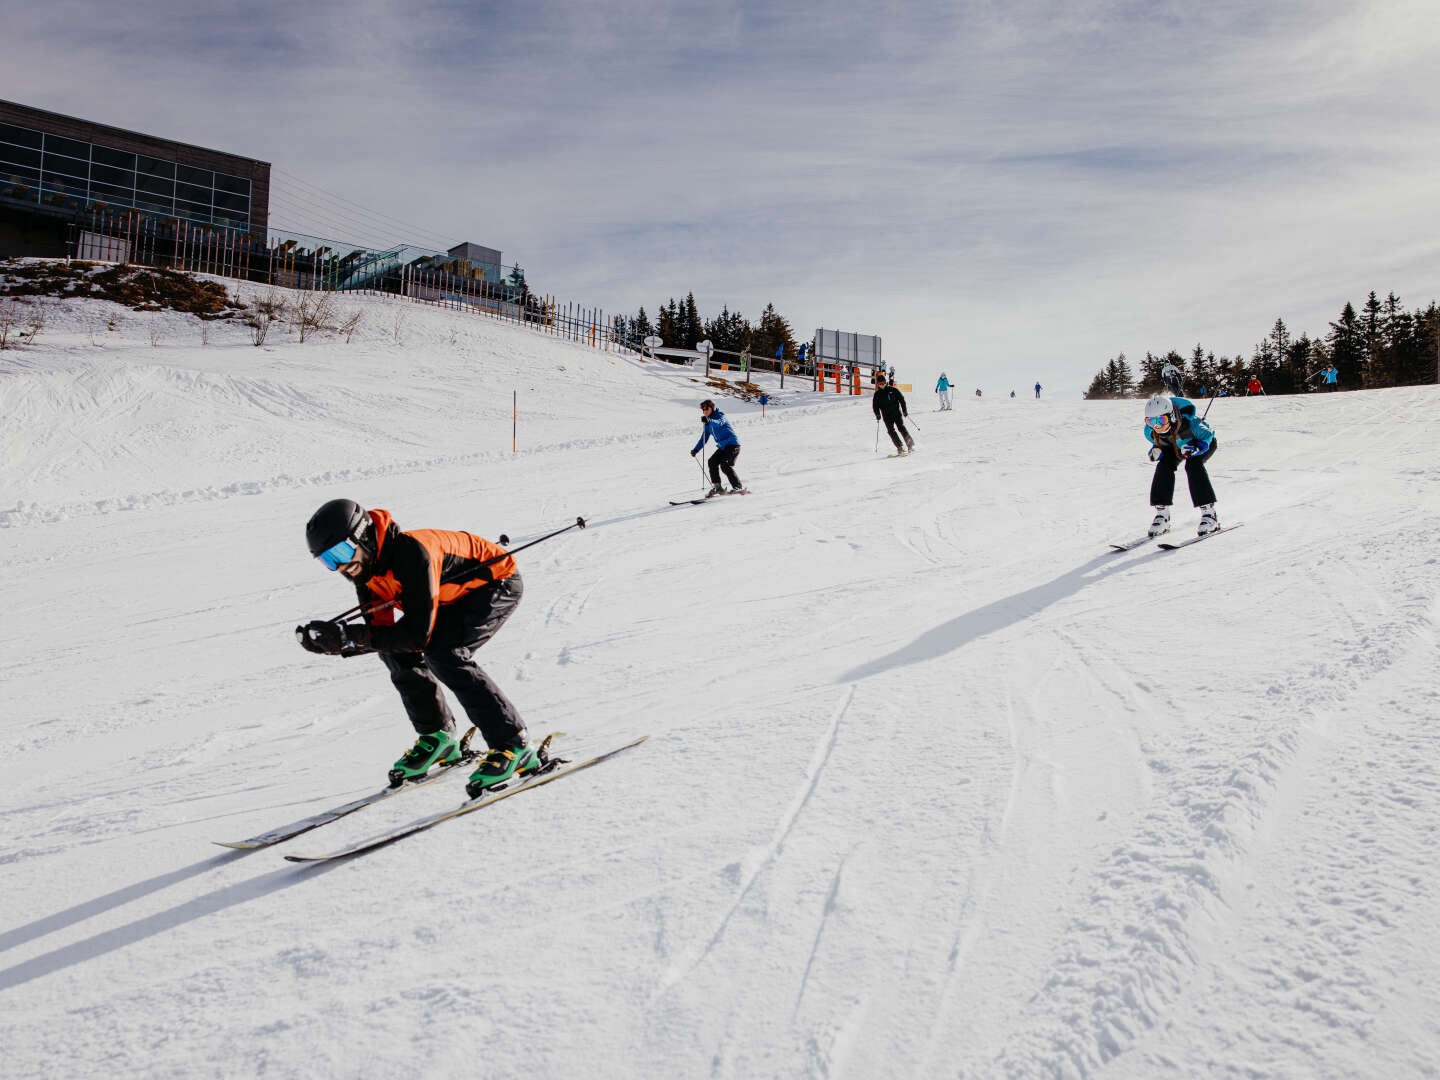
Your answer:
[935,373,953,411]
[1143,394,1219,539]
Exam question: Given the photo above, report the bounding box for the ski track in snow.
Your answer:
[3,284,1440,1079]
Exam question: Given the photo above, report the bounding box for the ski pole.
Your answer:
[327,516,587,625]
[875,418,880,453]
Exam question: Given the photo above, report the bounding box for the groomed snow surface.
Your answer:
[3,285,1439,1080]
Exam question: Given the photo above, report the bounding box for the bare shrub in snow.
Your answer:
[296,290,337,344]
[20,299,47,345]
[391,306,409,345]
[0,298,19,349]
[338,308,364,343]
[246,288,286,347]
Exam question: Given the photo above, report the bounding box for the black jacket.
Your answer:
[873,385,908,421]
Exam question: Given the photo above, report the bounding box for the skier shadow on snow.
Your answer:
[0,851,346,992]
[837,548,1166,683]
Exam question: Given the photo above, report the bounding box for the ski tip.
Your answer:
[213,840,259,850]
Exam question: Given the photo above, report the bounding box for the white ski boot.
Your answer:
[1147,506,1171,538]
[1197,504,1219,537]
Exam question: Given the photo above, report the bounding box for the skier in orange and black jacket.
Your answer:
[299,499,528,755]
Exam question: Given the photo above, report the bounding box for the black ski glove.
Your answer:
[297,620,372,656]
[690,448,699,457]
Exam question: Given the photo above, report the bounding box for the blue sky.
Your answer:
[7,0,1438,394]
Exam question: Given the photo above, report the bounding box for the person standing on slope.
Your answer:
[1034,381,1043,399]
[874,373,915,455]
[691,398,745,496]
[1246,376,1265,396]
[935,371,953,411]
[296,498,543,792]
[1143,394,1220,538]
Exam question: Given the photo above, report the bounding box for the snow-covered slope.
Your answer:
[2,286,1438,1080]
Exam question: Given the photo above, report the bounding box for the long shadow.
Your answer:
[0,858,343,992]
[837,547,1166,683]
[0,850,250,955]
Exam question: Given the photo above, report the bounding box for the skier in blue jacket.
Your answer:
[935,372,953,410]
[1143,394,1219,538]
[690,399,745,496]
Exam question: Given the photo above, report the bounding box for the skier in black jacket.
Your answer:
[873,374,915,455]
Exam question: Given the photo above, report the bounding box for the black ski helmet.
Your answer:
[306,498,376,560]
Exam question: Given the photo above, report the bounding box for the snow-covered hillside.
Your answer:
[3,284,1438,1080]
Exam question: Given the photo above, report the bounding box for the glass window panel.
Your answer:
[43,153,90,179]
[175,181,211,205]
[43,134,90,159]
[175,205,212,225]
[90,181,136,203]
[212,189,249,214]
[175,197,212,217]
[1,163,41,184]
[212,212,250,230]
[136,155,175,178]
[134,197,174,215]
[90,162,134,188]
[42,177,90,201]
[42,169,89,190]
[0,143,42,170]
[135,172,174,197]
[91,144,136,170]
[177,164,214,187]
[0,122,44,149]
[212,171,250,196]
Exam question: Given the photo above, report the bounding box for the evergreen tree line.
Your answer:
[615,291,803,364]
[1084,290,1440,399]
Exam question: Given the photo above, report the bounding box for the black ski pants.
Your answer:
[1150,440,1218,507]
[707,444,742,488]
[881,414,914,451]
[378,572,526,750]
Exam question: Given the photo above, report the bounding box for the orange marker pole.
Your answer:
[513,390,517,453]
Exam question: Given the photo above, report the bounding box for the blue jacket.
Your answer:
[693,409,740,452]
[1144,396,1214,455]
[935,376,951,391]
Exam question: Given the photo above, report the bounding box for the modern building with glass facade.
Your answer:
[0,98,269,255]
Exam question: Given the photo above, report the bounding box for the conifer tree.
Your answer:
[1328,302,1362,387]
[1360,291,1384,386]
[755,302,798,365]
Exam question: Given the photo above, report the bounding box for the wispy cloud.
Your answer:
[7,0,1438,390]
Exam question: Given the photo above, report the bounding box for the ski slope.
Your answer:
[2,285,1439,1079]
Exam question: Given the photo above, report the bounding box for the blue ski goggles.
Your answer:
[316,538,358,571]
[1146,414,1172,432]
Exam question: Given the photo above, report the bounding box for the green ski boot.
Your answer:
[388,730,463,787]
[465,742,544,798]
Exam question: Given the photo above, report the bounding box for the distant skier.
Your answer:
[1246,376,1265,396]
[296,499,543,792]
[1143,395,1220,538]
[1034,382,1042,399]
[975,388,982,398]
[691,398,744,495]
[874,373,915,455]
[1010,390,1015,398]
[935,372,953,410]
[1321,364,1338,390]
